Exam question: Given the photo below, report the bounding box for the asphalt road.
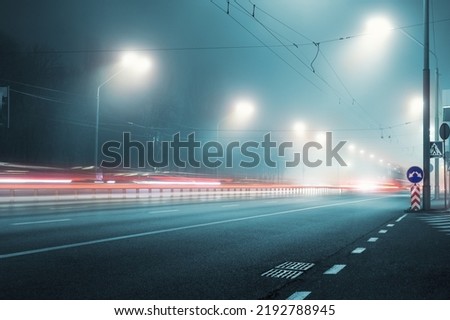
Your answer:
[0,192,449,299]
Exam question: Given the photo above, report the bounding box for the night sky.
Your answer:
[1,0,450,183]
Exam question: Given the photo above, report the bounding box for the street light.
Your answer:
[293,122,307,136]
[216,99,255,177]
[216,99,255,139]
[364,16,393,40]
[94,52,151,180]
[361,8,434,207]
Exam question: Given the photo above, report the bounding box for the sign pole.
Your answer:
[444,142,447,209]
[439,123,450,209]
[406,166,424,211]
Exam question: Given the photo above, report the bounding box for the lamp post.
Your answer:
[423,0,431,210]
[398,26,440,201]
[94,53,151,180]
[363,7,433,208]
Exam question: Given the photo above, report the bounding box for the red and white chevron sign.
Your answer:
[410,184,421,211]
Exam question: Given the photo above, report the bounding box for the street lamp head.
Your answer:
[293,121,306,134]
[121,52,152,73]
[234,100,255,119]
[365,16,393,39]
[409,96,423,117]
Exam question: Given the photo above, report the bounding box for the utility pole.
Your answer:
[434,67,440,199]
[423,0,431,210]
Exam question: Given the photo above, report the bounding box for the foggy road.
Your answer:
[3,192,448,299]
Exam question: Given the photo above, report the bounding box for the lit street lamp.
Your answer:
[94,52,151,180]
[216,100,255,141]
[293,121,307,136]
[216,100,255,177]
[362,7,434,208]
[364,16,393,39]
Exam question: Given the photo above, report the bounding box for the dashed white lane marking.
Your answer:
[387,224,395,227]
[0,197,386,259]
[12,219,71,226]
[351,247,366,254]
[379,229,388,234]
[324,264,346,274]
[221,204,239,208]
[367,237,379,242]
[286,291,311,300]
[396,214,408,222]
[149,209,179,214]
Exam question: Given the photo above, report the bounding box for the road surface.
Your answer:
[1,192,449,299]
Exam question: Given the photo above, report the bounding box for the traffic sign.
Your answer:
[410,184,421,211]
[440,123,450,140]
[430,141,444,158]
[407,166,424,184]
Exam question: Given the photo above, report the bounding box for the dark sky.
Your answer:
[1,0,450,180]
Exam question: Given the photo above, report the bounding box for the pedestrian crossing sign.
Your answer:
[430,141,443,158]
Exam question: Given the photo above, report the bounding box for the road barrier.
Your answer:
[410,184,421,211]
[0,183,346,203]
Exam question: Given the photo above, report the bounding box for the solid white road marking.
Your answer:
[367,237,378,242]
[0,197,387,259]
[324,264,346,274]
[149,209,179,214]
[379,229,388,234]
[396,214,408,222]
[286,291,311,300]
[352,247,366,254]
[12,219,71,226]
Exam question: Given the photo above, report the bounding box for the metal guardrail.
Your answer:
[0,184,346,203]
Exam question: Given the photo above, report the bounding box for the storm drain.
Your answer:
[261,262,315,280]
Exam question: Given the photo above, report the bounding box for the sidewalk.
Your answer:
[281,199,450,299]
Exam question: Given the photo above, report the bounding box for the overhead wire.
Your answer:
[210,0,323,91]
[231,0,382,129]
[0,44,300,55]
[317,17,450,46]
[232,0,312,71]
[231,0,357,108]
[0,79,90,99]
[9,89,82,106]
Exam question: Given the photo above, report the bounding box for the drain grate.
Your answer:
[275,261,315,271]
[261,261,315,280]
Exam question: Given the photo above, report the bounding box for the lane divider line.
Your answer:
[286,291,311,300]
[379,229,388,234]
[221,204,239,208]
[351,247,366,254]
[323,264,346,275]
[367,237,378,242]
[11,219,72,226]
[0,197,388,259]
[149,209,179,214]
[396,214,408,222]
[387,224,395,227]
